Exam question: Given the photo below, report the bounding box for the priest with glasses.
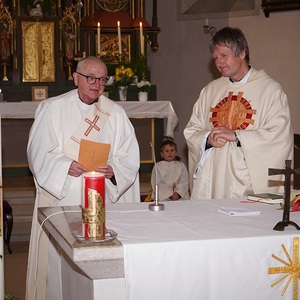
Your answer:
[26,56,140,300]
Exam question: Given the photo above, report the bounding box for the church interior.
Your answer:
[2,0,300,299]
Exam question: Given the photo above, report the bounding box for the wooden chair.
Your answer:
[3,200,13,254]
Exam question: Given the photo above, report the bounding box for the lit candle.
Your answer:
[139,22,144,55]
[82,172,105,239]
[117,21,122,55]
[97,22,101,56]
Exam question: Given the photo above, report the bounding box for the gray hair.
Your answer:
[209,27,250,63]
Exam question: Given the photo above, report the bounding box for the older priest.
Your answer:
[184,27,293,200]
[26,57,140,299]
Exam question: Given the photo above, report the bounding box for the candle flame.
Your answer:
[117,21,120,27]
[98,22,100,27]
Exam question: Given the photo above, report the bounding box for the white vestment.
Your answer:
[26,89,140,299]
[151,160,190,200]
[184,68,293,200]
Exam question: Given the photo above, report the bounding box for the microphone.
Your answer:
[149,142,165,211]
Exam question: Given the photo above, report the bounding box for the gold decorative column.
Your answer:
[0,0,13,81]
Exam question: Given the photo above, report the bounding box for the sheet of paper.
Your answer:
[218,207,261,216]
[78,139,110,171]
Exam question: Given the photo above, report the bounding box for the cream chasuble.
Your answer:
[184,68,293,200]
[26,89,140,300]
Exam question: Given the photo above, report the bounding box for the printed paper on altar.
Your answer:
[78,139,110,171]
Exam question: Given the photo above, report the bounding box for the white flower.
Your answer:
[136,80,151,93]
[137,80,151,88]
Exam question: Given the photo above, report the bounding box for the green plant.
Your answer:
[131,55,149,81]
[5,293,20,300]
[136,80,151,93]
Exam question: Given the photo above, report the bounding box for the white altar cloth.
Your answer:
[38,199,300,300]
[106,199,300,300]
[0,100,178,138]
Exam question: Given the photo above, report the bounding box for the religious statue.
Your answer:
[30,0,43,16]
[32,0,43,7]
[0,23,10,59]
[64,28,75,60]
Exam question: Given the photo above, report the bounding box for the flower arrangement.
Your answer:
[114,65,135,87]
[136,80,151,93]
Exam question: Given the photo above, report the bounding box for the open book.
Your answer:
[247,193,283,204]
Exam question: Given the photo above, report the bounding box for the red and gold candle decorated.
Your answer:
[82,172,105,239]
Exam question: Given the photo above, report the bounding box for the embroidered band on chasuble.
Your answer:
[63,100,114,161]
[210,91,256,130]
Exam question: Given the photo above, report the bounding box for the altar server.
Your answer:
[26,56,140,299]
[151,140,189,200]
[184,27,293,200]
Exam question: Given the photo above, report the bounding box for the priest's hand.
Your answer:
[68,161,88,177]
[208,129,227,148]
[96,165,114,179]
[209,126,235,148]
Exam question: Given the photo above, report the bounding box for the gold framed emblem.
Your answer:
[32,86,48,101]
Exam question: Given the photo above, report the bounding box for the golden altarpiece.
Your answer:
[0,0,159,101]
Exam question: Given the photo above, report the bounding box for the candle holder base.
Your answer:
[149,202,165,211]
[72,228,117,243]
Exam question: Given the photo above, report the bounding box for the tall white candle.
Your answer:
[205,18,209,26]
[139,22,144,56]
[117,21,122,55]
[97,22,101,56]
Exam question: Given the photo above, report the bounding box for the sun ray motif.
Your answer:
[268,237,300,300]
[209,91,256,130]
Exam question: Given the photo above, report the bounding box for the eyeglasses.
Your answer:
[76,72,108,86]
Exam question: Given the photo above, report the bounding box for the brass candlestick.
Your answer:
[65,59,74,80]
[1,57,9,81]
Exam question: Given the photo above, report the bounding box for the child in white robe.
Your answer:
[151,140,190,201]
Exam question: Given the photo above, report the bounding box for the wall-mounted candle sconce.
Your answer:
[203,19,217,36]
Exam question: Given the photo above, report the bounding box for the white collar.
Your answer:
[230,67,252,84]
